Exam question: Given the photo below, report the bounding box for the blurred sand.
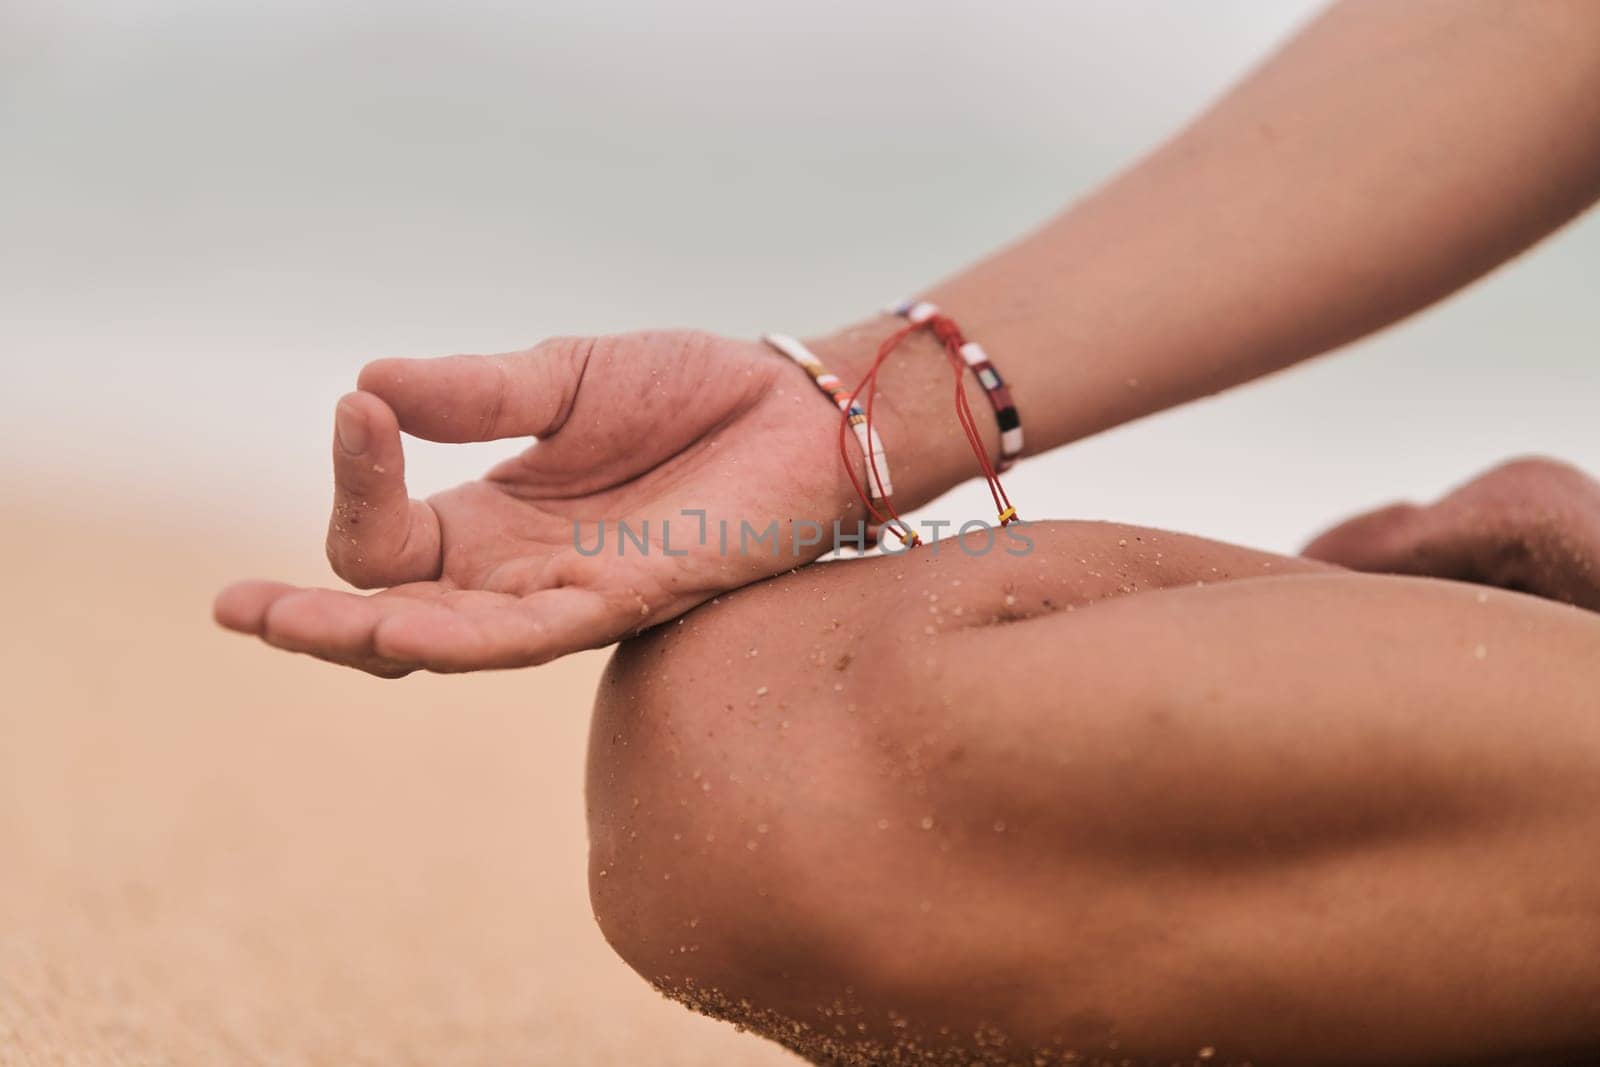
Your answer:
[0,483,791,1066]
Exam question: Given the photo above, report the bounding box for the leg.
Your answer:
[586,522,1600,1066]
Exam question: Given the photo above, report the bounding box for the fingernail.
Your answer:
[336,401,368,454]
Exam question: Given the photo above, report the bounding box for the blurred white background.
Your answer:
[5,0,1597,554]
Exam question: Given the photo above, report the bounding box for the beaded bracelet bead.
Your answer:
[762,333,893,501]
[888,299,1024,471]
[763,333,921,548]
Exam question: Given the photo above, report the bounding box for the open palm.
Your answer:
[214,330,861,675]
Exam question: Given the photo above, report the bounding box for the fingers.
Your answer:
[1302,500,1493,584]
[213,581,619,676]
[212,582,416,676]
[373,587,618,672]
[1311,459,1600,608]
[356,336,597,443]
[1301,502,1426,570]
[260,587,426,675]
[213,579,298,635]
[327,391,442,588]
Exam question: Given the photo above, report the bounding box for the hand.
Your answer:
[1303,457,1600,612]
[213,330,868,675]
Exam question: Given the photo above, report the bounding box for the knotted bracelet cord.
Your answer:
[840,310,1019,544]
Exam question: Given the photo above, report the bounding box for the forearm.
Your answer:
[815,0,1600,508]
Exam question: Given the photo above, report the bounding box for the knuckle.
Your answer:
[530,335,602,382]
[325,513,358,571]
[527,334,603,436]
[669,328,719,370]
[324,531,351,575]
[532,334,588,362]
[476,358,511,440]
[1482,456,1579,492]
[324,524,382,587]
[259,594,306,646]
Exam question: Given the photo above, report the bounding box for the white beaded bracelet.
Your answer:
[762,333,894,501]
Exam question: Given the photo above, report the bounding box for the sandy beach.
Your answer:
[0,480,790,1065]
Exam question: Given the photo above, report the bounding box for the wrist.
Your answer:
[806,315,1001,511]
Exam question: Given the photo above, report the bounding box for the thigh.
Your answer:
[906,570,1600,1063]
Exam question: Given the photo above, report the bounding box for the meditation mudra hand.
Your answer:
[214,330,870,675]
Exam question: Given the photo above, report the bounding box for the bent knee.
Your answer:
[583,588,889,992]
[580,580,1053,1049]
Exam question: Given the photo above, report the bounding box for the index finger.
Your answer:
[355,336,596,444]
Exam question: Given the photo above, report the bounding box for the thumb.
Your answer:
[326,391,443,588]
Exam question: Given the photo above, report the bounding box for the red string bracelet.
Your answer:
[761,334,918,548]
[870,300,1023,528]
[767,304,1024,549]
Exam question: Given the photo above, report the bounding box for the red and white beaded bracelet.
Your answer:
[765,301,1024,548]
[762,333,892,500]
[762,334,917,546]
[889,299,1024,472]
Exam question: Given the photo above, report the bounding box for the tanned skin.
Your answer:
[589,460,1600,1067]
[207,2,1600,1062]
